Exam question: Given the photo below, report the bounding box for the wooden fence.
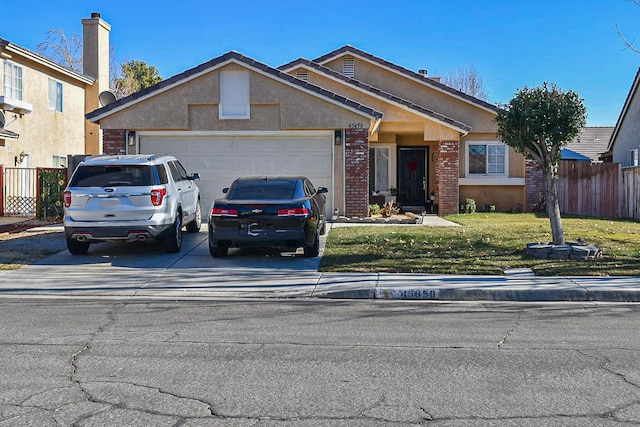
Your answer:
[557,161,621,219]
[621,166,640,220]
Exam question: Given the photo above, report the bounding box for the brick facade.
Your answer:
[525,158,544,212]
[103,129,126,155]
[434,140,460,216]
[344,129,369,217]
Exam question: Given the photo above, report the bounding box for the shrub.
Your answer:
[380,200,400,218]
[464,198,477,214]
[368,204,381,216]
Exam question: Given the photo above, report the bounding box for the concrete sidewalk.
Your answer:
[0,222,638,302]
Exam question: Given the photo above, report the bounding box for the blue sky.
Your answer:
[3,1,639,126]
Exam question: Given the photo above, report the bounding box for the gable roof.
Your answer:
[0,38,94,84]
[566,127,614,161]
[87,51,383,122]
[278,58,471,133]
[289,45,498,114]
[608,67,640,151]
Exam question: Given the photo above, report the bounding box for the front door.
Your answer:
[398,148,427,208]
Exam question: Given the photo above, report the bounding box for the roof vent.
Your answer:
[418,69,428,76]
[91,12,101,18]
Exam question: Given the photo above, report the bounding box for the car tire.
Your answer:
[209,241,228,257]
[66,237,90,255]
[303,231,320,258]
[186,201,202,233]
[318,219,326,236]
[163,213,183,253]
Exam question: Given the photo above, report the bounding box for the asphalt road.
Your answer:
[1,299,639,426]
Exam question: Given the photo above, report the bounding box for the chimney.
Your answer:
[418,69,428,77]
[82,12,111,155]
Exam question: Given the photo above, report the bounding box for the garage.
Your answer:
[138,132,335,217]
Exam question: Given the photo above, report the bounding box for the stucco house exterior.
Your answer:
[605,67,640,166]
[87,46,531,218]
[0,13,110,169]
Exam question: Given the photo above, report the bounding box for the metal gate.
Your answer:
[2,167,67,218]
[3,167,37,216]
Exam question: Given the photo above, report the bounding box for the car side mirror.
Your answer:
[189,173,200,181]
[222,187,229,194]
[317,187,328,194]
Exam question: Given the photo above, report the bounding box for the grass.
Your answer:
[319,213,640,276]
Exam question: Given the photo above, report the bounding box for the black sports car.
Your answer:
[208,176,328,257]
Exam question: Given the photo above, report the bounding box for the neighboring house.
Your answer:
[564,127,614,162]
[87,46,531,217]
[0,13,110,214]
[605,67,640,166]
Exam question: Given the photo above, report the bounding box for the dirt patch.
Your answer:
[0,226,66,270]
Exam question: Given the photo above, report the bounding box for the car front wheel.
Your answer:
[186,201,202,233]
[163,213,183,253]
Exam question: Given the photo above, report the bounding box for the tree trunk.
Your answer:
[544,169,565,245]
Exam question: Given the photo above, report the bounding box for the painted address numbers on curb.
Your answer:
[387,288,440,299]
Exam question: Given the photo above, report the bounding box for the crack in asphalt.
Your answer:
[497,310,522,348]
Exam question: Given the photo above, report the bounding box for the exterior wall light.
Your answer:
[334,130,342,145]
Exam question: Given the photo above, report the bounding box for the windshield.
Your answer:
[228,179,298,200]
[70,165,155,187]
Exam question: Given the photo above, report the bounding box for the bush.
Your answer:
[463,198,476,214]
[368,204,381,216]
[380,200,400,218]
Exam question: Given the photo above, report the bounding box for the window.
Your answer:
[296,71,308,82]
[3,61,23,100]
[219,70,250,119]
[342,57,354,78]
[53,155,66,168]
[48,79,63,112]
[467,142,507,176]
[369,147,390,192]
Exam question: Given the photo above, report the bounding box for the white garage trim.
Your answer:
[137,131,335,219]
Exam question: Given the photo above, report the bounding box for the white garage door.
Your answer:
[138,133,334,218]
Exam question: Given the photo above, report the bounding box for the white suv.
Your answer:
[63,154,202,255]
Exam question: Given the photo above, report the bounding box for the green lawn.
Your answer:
[319,213,640,276]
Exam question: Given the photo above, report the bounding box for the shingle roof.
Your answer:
[279,58,471,133]
[566,127,614,161]
[302,45,498,113]
[87,51,383,121]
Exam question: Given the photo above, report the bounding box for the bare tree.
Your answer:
[617,0,640,53]
[441,64,489,101]
[36,29,83,73]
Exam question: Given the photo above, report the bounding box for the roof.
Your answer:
[284,45,498,114]
[0,38,94,84]
[278,58,471,133]
[561,147,592,162]
[87,51,383,122]
[566,127,614,161]
[608,67,640,151]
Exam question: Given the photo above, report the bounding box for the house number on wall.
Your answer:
[348,122,365,129]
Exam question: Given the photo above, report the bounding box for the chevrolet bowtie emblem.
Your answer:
[251,209,262,214]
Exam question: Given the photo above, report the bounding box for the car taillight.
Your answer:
[278,207,309,216]
[151,188,167,206]
[63,191,71,208]
[211,207,238,217]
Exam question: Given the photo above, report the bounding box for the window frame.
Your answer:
[369,145,392,193]
[3,60,23,101]
[48,78,63,112]
[219,70,250,119]
[465,141,508,177]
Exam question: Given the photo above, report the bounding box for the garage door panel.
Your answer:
[139,134,333,218]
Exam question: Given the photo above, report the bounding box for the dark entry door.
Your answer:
[398,148,427,208]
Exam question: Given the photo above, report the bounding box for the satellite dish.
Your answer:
[0,111,5,128]
[99,90,117,107]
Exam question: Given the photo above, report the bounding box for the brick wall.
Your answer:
[103,129,126,155]
[435,140,460,215]
[525,158,544,211]
[344,129,369,217]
